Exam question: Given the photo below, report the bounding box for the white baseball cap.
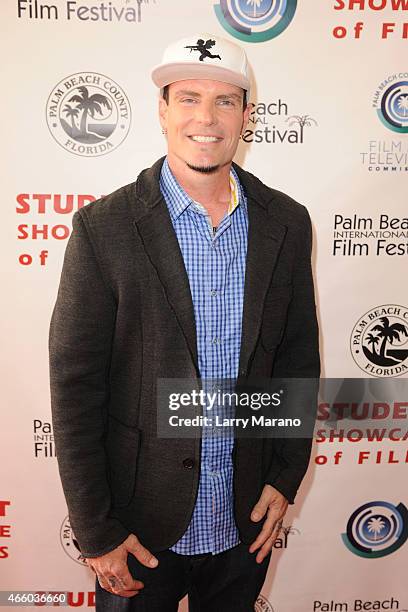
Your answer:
[151,33,251,99]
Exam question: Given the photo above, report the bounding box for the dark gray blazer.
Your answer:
[49,156,320,558]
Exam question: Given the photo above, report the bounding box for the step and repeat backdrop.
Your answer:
[1,1,407,610]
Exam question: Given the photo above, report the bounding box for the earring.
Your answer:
[162,128,167,135]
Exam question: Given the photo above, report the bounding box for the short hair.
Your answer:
[162,84,247,110]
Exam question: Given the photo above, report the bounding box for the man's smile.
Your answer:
[188,135,223,143]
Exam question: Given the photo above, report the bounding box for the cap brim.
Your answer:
[151,62,250,94]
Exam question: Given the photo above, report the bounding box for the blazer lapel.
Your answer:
[233,164,287,376]
[132,158,199,373]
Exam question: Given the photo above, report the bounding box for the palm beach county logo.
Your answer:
[342,501,408,558]
[350,305,408,377]
[185,38,221,62]
[46,72,131,157]
[373,74,408,134]
[214,0,297,43]
[60,516,87,565]
[255,594,275,612]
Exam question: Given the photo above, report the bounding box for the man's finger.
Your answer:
[128,539,159,569]
[95,572,107,589]
[255,532,277,564]
[98,570,143,598]
[91,558,144,595]
[96,572,117,595]
[250,495,270,522]
[255,521,284,563]
[249,513,277,553]
[109,565,145,592]
[249,515,283,554]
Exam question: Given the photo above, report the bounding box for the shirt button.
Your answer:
[210,289,217,297]
[182,458,195,469]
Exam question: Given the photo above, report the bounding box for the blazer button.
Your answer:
[239,368,246,377]
[182,458,195,469]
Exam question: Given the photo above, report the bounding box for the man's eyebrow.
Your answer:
[174,90,201,98]
[216,93,242,102]
[174,90,242,101]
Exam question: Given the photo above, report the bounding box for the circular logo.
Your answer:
[60,516,87,565]
[214,0,297,43]
[342,501,408,558]
[46,72,131,157]
[350,304,408,377]
[378,80,408,134]
[255,593,275,611]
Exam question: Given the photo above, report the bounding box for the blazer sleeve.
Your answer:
[264,205,320,504]
[49,210,130,557]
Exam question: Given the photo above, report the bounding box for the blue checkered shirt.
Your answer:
[159,157,248,555]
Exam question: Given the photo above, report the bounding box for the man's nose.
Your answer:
[195,102,217,125]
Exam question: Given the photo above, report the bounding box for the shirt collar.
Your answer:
[159,156,247,224]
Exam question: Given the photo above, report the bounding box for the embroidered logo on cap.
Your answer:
[184,39,222,62]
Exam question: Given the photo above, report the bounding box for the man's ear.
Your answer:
[159,96,168,133]
[241,102,254,133]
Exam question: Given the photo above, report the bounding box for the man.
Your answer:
[49,33,320,610]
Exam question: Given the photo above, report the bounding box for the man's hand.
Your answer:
[249,484,288,564]
[85,534,159,598]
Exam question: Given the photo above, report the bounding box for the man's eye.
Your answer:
[218,100,234,106]
[181,98,197,103]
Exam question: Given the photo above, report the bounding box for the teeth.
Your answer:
[190,136,220,142]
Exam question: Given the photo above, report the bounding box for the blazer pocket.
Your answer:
[261,284,293,351]
[105,416,142,508]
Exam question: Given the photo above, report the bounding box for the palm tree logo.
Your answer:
[247,0,261,17]
[342,501,408,557]
[47,71,131,157]
[60,86,113,144]
[131,0,155,23]
[362,316,408,367]
[365,333,380,357]
[62,104,79,131]
[397,94,408,118]
[245,0,272,18]
[286,114,318,143]
[367,516,386,541]
[282,525,300,536]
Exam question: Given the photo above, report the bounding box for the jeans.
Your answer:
[95,542,271,611]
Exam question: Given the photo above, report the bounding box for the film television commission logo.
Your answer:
[46,72,131,157]
[373,74,408,134]
[342,501,408,558]
[214,0,297,43]
[60,516,87,565]
[350,304,408,377]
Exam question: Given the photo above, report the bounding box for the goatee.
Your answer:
[186,162,219,174]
